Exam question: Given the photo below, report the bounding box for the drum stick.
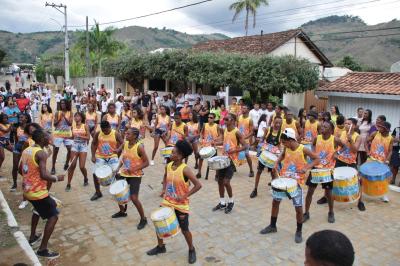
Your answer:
[348,124,353,134]
[62,155,79,175]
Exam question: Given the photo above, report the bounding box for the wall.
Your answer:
[270,37,322,65]
[283,92,305,115]
[329,96,400,126]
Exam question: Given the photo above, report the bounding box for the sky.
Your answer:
[0,0,399,36]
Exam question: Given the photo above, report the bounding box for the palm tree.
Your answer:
[229,0,269,36]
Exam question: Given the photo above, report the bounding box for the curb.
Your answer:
[0,189,42,266]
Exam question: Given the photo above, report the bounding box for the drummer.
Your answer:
[167,113,188,147]
[212,113,247,214]
[238,105,255,177]
[150,106,171,166]
[304,121,337,224]
[147,140,202,264]
[90,121,124,202]
[112,127,149,229]
[250,116,282,198]
[185,112,200,167]
[301,111,319,145]
[260,128,319,243]
[102,103,121,130]
[196,113,221,179]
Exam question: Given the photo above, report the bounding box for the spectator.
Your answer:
[184,88,196,107]
[353,107,364,125]
[330,105,340,124]
[249,103,262,134]
[228,97,239,115]
[210,99,221,121]
[198,101,210,130]
[390,119,400,186]
[216,86,226,105]
[15,93,30,112]
[358,109,372,165]
[115,95,124,116]
[298,108,307,129]
[116,88,123,100]
[55,89,63,110]
[4,100,20,125]
[219,103,228,129]
[160,94,174,110]
[175,92,185,113]
[180,101,191,123]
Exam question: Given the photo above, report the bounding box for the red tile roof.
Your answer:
[317,72,400,95]
[192,29,332,66]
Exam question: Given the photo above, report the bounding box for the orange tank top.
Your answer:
[72,123,88,142]
[238,115,251,143]
[302,120,318,144]
[282,119,298,135]
[106,113,119,130]
[369,132,392,162]
[120,141,143,177]
[161,162,190,213]
[169,122,186,145]
[21,146,48,200]
[156,114,170,131]
[202,123,218,146]
[334,126,345,138]
[223,127,244,167]
[96,130,118,158]
[130,118,145,137]
[337,131,359,164]
[280,144,308,185]
[315,135,335,169]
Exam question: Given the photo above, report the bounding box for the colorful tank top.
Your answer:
[315,135,335,169]
[86,112,96,129]
[72,123,88,142]
[260,128,281,154]
[27,137,35,147]
[337,131,359,164]
[17,126,28,142]
[53,111,72,138]
[130,119,145,137]
[280,144,307,185]
[40,113,53,131]
[120,141,143,177]
[105,113,119,130]
[334,126,345,137]
[156,114,170,131]
[161,162,189,213]
[96,130,118,158]
[282,119,298,135]
[187,122,199,137]
[223,127,245,167]
[369,132,393,162]
[238,115,251,143]
[302,120,318,144]
[21,146,48,200]
[169,122,186,145]
[0,124,10,138]
[202,123,219,146]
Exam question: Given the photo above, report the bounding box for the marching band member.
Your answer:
[112,127,149,229]
[150,106,171,166]
[120,102,132,135]
[250,116,282,198]
[90,121,124,202]
[260,128,319,244]
[130,107,146,139]
[333,115,345,137]
[147,140,202,264]
[281,110,301,139]
[186,112,200,167]
[102,103,120,130]
[212,113,247,214]
[237,105,255,177]
[85,103,98,137]
[39,104,53,133]
[301,111,319,145]
[304,121,337,224]
[167,113,188,146]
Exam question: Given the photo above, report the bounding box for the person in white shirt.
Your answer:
[262,102,275,127]
[115,88,123,100]
[115,95,124,115]
[184,88,195,107]
[55,89,63,110]
[45,86,51,105]
[249,103,262,135]
[30,95,40,122]
[72,86,77,102]
[216,87,226,104]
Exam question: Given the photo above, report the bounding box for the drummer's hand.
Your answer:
[160,190,165,197]
[91,156,96,163]
[56,175,65,182]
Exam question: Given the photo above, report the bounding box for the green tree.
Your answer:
[337,55,362,71]
[0,48,6,66]
[229,0,269,36]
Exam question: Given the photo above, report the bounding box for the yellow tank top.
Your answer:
[96,130,118,158]
[337,131,359,164]
[130,118,145,136]
[282,119,298,135]
[169,122,186,145]
[72,123,88,141]
[223,127,245,167]
[162,162,190,213]
[202,123,218,146]
[106,113,119,130]
[315,135,335,169]
[238,115,251,143]
[334,125,345,137]
[369,132,392,162]
[280,144,307,185]
[21,146,48,200]
[302,120,318,144]
[120,141,143,177]
[156,114,170,131]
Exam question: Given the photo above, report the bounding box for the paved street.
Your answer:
[1,135,400,265]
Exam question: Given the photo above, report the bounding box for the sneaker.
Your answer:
[267,182,271,186]
[51,168,56,175]
[194,164,198,170]
[83,179,89,186]
[111,211,127,218]
[137,218,148,230]
[65,184,71,192]
[381,195,389,202]
[212,203,226,211]
[225,202,234,214]
[146,245,166,256]
[150,160,155,166]
[90,192,103,201]
[357,201,366,211]
[18,200,29,209]
[328,212,335,223]
[248,171,254,177]
[317,196,328,204]
[63,163,69,171]
[250,189,257,198]
[36,249,60,259]
[29,234,42,246]
[196,173,201,179]
[10,184,17,192]
[303,212,310,223]
[295,231,303,243]
[260,225,277,234]
[188,248,196,264]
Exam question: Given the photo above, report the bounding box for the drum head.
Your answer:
[333,167,357,180]
[271,178,297,189]
[109,180,127,195]
[95,165,112,178]
[360,161,391,179]
[262,151,278,160]
[151,207,173,221]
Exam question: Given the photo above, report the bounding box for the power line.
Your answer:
[308,26,400,37]
[69,0,213,28]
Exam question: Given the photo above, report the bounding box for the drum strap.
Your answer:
[272,187,293,200]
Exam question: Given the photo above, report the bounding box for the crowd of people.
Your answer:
[1,79,396,265]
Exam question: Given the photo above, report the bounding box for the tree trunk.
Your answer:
[245,9,249,36]
[249,89,258,102]
[260,89,270,103]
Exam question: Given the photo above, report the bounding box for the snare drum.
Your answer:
[160,146,174,158]
[109,180,130,205]
[151,207,180,239]
[332,167,360,203]
[199,146,216,159]
[208,156,230,170]
[311,168,332,184]
[271,178,298,200]
[359,161,392,197]
[95,165,115,186]
[258,151,278,169]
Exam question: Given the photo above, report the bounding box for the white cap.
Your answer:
[282,128,297,141]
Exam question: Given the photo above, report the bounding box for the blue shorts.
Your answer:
[0,137,10,148]
[274,185,303,207]
[13,141,26,154]
[53,137,73,148]
[71,141,88,153]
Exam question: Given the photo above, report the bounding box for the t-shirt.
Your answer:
[257,121,267,138]
[115,101,124,115]
[55,93,63,103]
[249,109,262,129]
[16,98,30,112]
[261,109,275,126]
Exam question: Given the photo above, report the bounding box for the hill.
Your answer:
[301,15,400,71]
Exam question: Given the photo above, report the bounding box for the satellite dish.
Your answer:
[390,61,400,73]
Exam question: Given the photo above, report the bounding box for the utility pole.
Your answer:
[85,16,90,76]
[45,2,70,86]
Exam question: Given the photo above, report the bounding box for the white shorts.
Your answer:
[71,141,88,153]
[274,186,304,207]
[53,137,73,148]
[94,157,119,172]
